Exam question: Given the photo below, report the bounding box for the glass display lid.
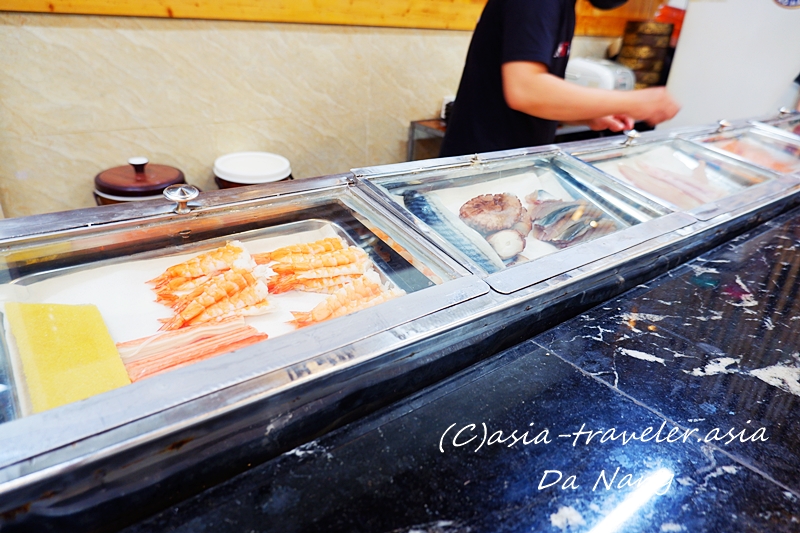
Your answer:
[754,110,800,143]
[0,176,473,428]
[354,148,695,294]
[569,131,792,221]
[685,123,800,175]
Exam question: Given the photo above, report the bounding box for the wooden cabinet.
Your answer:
[3,0,661,36]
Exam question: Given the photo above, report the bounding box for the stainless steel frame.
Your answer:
[0,175,483,472]
[677,123,800,177]
[354,145,682,282]
[565,127,799,221]
[2,117,800,532]
[752,109,800,144]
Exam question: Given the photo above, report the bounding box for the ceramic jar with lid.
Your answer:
[94,157,186,205]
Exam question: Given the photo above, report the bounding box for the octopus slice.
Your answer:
[511,206,532,237]
[459,193,523,234]
[486,230,525,260]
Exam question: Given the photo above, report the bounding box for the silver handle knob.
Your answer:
[716,119,732,132]
[163,184,199,214]
[622,129,640,147]
[779,107,793,116]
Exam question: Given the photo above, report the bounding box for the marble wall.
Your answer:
[0,13,472,218]
[0,14,613,219]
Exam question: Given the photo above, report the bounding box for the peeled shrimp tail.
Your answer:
[155,292,180,304]
[148,271,174,288]
[159,313,188,331]
[252,253,271,265]
[153,275,212,302]
[270,275,297,294]
[290,311,314,326]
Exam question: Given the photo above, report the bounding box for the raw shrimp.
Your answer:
[154,274,211,303]
[331,289,405,319]
[160,279,270,330]
[270,247,368,275]
[719,139,798,173]
[148,241,251,288]
[252,237,346,264]
[272,274,364,294]
[292,287,405,326]
[170,268,257,314]
[290,276,384,325]
[268,260,369,292]
[293,261,369,279]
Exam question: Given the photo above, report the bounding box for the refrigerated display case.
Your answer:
[0,175,503,531]
[557,125,800,301]
[1,117,799,533]
[754,110,800,143]
[0,174,475,418]
[565,126,800,221]
[355,134,799,318]
[682,122,800,176]
[354,145,696,296]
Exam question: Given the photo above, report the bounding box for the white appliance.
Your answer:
[565,57,635,91]
[661,0,800,129]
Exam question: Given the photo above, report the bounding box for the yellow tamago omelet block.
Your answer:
[5,302,131,413]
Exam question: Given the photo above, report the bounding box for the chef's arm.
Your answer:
[502,61,680,126]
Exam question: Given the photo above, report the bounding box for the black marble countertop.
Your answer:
[125,206,800,533]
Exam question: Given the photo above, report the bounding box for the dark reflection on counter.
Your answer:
[124,208,800,533]
[124,342,799,533]
[536,212,800,491]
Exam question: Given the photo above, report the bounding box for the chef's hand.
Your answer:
[631,87,681,125]
[587,114,635,132]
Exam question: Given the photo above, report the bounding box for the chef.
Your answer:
[440,0,681,157]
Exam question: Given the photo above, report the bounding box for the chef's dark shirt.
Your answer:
[440,0,576,157]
